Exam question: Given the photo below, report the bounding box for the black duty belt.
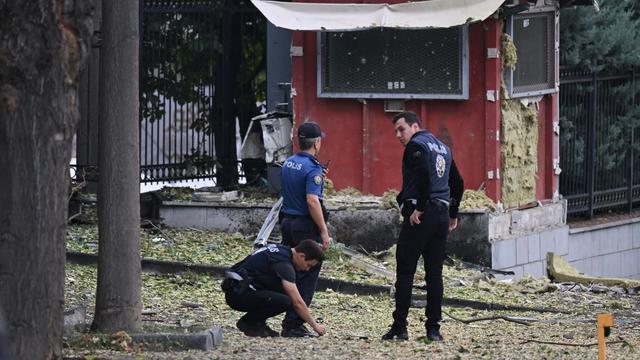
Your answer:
[401,198,449,211]
[282,213,310,219]
[428,199,449,210]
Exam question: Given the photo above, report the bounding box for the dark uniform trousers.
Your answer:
[392,200,449,328]
[225,285,292,323]
[279,215,322,329]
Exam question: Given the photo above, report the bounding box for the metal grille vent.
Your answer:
[508,9,558,97]
[143,0,246,11]
[319,27,467,99]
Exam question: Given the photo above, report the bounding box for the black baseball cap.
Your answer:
[297,121,325,139]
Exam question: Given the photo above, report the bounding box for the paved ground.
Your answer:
[63,263,640,359]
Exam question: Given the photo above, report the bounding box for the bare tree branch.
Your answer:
[444,310,534,326]
[520,339,625,347]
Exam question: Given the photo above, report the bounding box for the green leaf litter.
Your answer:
[64,224,640,359]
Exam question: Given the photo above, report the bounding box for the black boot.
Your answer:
[381,325,408,341]
[258,321,280,337]
[237,316,269,337]
[426,326,443,341]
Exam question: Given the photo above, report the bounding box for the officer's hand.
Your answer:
[322,167,329,177]
[409,210,423,226]
[313,323,326,336]
[449,218,458,231]
[321,233,331,250]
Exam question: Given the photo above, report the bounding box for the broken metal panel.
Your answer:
[251,0,505,31]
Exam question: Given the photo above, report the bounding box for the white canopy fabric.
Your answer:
[250,0,505,31]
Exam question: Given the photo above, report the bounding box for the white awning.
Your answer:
[251,0,505,31]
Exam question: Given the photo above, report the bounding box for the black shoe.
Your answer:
[426,326,443,341]
[381,326,408,341]
[258,322,280,337]
[281,324,318,337]
[236,316,269,337]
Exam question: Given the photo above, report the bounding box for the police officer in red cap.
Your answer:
[278,121,330,337]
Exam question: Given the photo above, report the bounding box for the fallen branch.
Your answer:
[444,310,533,326]
[520,339,625,347]
[446,256,515,276]
[68,209,83,223]
[68,179,87,202]
[441,297,573,314]
[141,219,176,247]
[340,245,395,280]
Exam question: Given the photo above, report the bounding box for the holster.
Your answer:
[221,269,252,294]
[320,200,330,223]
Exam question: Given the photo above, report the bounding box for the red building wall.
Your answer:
[290,1,558,204]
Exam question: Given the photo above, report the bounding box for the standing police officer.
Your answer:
[278,121,330,337]
[223,240,326,337]
[382,111,464,342]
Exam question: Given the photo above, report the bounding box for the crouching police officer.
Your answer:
[222,240,327,338]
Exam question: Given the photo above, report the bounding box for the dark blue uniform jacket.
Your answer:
[398,130,464,218]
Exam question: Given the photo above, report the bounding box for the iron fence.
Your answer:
[559,67,640,218]
[74,0,266,187]
[139,0,266,185]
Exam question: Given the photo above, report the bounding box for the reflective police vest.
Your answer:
[403,131,451,203]
[231,244,293,291]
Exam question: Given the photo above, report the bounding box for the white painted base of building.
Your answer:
[491,215,640,280]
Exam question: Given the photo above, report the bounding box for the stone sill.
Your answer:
[569,216,640,235]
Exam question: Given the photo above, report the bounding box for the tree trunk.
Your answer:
[215,11,240,189]
[0,1,94,358]
[92,0,141,332]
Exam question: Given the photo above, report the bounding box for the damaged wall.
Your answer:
[500,33,540,208]
[501,100,539,208]
[290,20,492,195]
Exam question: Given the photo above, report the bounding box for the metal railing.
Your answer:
[73,0,265,188]
[559,67,640,218]
[139,0,265,184]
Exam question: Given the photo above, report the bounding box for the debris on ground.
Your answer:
[147,185,499,215]
[379,189,400,210]
[157,186,194,201]
[192,190,239,202]
[323,177,336,196]
[460,189,497,211]
[64,225,639,359]
[547,252,640,290]
[334,187,363,196]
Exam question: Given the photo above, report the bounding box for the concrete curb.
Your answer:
[412,295,572,314]
[63,307,87,332]
[130,326,222,351]
[569,216,640,234]
[66,251,391,296]
[67,252,568,314]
